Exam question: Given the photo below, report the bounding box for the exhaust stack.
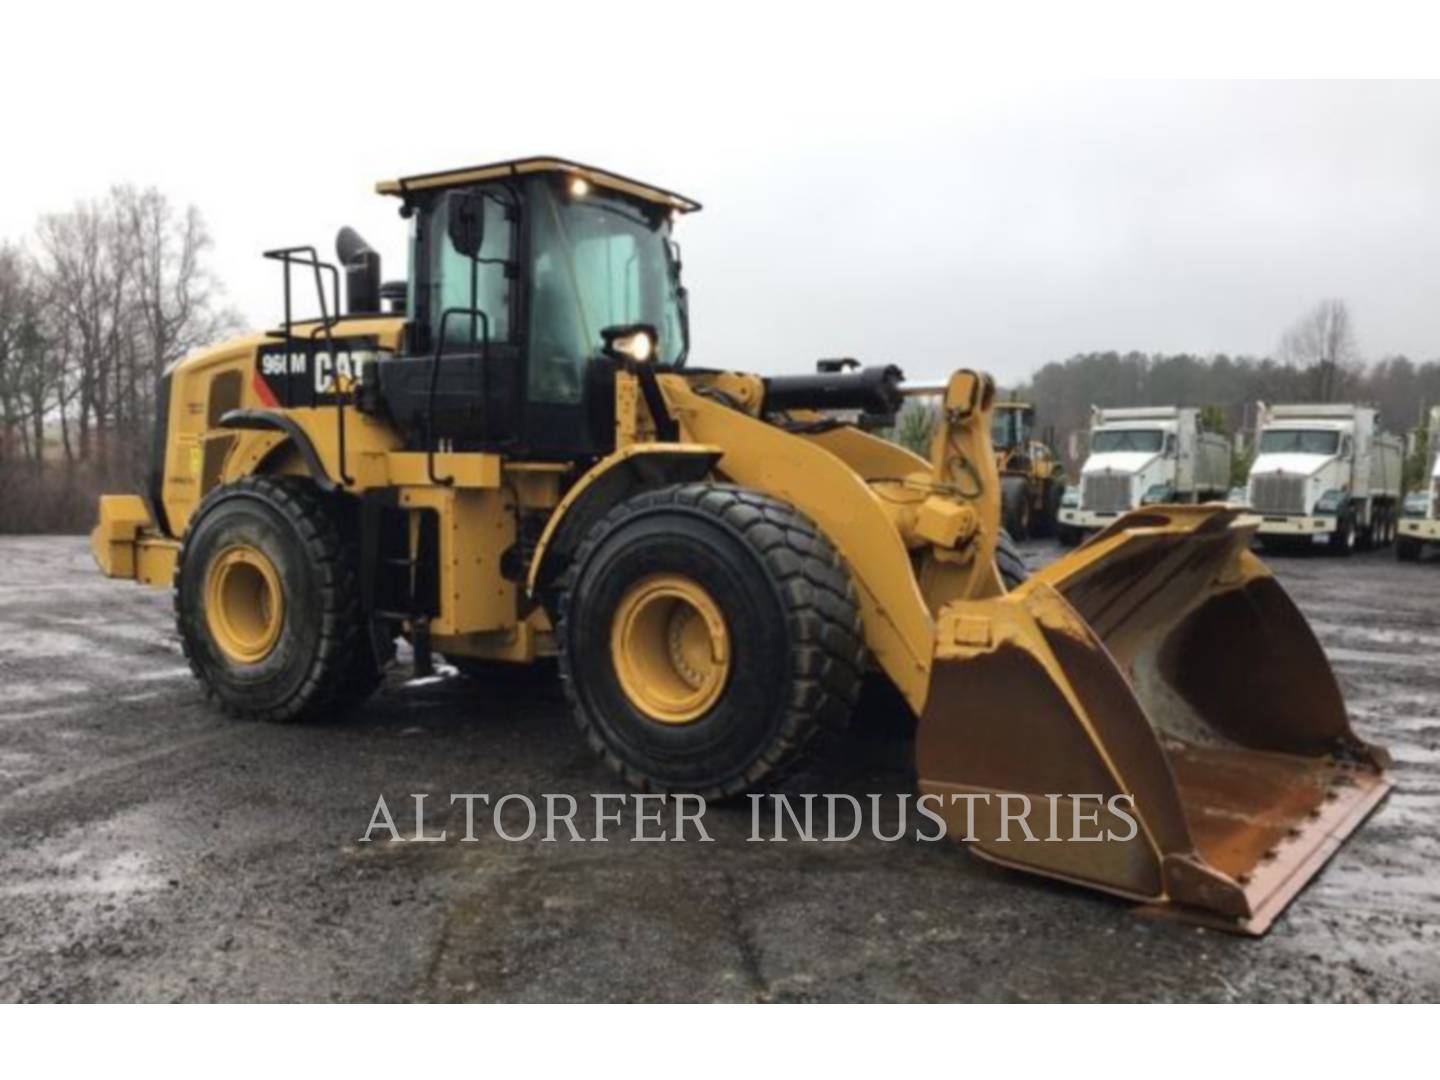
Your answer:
[336,226,381,315]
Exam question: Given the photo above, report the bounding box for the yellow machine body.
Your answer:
[92,158,1389,934]
[991,400,1066,539]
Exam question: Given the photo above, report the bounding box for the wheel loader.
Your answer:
[91,157,1390,934]
[991,400,1066,540]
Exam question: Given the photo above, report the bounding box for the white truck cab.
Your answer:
[1398,405,1440,561]
[1058,406,1229,543]
[1248,403,1402,554]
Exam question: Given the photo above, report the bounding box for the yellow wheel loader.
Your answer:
[91,158,1389,933]
[991,400,1066,540]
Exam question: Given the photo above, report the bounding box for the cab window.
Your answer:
[527,180,685,405]
[422,191,513,348]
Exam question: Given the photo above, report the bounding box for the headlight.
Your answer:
[1140,483,1175,505]
[601,324,658,363]
[1314,489,1348,513]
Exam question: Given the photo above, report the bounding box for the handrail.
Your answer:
[425,306,491,486]
[262,247,353,485]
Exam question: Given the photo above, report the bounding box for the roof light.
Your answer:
[569,177,590,198]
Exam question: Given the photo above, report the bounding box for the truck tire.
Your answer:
[1397,536,1421,562]
[558,483,866,799]
[1378,506,1395,546]
[175,475,382,721]
[1001,476,1031,541]
[1056,524,1082,547]
[1328,509,1357,557]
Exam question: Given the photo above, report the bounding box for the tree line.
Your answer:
[4,199,1439,536]
[1015,305,1440,488]
[0,187,238,531]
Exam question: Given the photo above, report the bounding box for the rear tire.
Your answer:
[558,483,865,799]
[1358,506,1376,551]
[175,476,381,721]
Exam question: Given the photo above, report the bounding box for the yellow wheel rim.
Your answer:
[610,573,731,724]
[204,544,285,664]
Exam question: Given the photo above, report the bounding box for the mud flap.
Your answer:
[916,504,1391,934]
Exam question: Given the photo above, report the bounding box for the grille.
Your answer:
[1082,474,1133,513]
[1251,473,1307,515]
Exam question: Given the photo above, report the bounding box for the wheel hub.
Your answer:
[204,544,285,664]
[610,573,730,724]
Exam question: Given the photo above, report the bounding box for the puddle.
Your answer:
[1324,648,1435,669]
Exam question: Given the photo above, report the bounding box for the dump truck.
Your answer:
[1056,406,1229,544]
[1248,403,1403,554]
[90,158,1390,934]
[1398,405,1440,562]
[991,401,1066,540]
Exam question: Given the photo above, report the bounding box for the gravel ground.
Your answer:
[0,534,1436,1002]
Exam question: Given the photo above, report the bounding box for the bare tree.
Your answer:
[117,186,238,460]
[34,200,129,465]
[2,186,239,531]
[0,244,28,464]
[1278,298,1360,402]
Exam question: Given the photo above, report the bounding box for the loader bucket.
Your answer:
[916,505,1391,934]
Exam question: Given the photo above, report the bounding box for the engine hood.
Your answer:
[1250,453,1336,479]
[1081,451,1160,477]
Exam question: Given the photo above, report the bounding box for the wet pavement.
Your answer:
[0,535,1436,1001]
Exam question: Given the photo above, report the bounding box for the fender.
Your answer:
[218,409,336,492]
[662,378,940,710]
[527,443,722,597]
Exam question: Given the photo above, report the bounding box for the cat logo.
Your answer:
[255,338,389,406]
[313,349,376,395]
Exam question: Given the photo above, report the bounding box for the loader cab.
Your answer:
[375,159,698,461]
[991,403,1034,452]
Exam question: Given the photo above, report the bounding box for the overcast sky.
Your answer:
[5,7,1438,385]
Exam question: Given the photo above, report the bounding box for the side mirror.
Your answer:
[446,191,486,258]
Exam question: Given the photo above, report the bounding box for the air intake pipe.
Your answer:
[336,226,381,315]
[762,363,906,417]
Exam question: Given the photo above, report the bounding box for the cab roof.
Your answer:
[375,156,702,213]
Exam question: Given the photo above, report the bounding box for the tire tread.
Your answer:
[556,482,866,799]
[174,475,378,722]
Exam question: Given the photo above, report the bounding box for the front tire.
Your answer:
[1397,535,1421,562]
[558,483,865,799]
[175,476,381,721]
[995,528,1028,590]
[1001,476,1031,541]
[1030,479,1062,539]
